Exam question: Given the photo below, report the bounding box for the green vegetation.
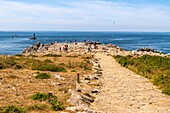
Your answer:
[14,64,22,69]
[4,57,16,66]
[35,73,51,79]
[15,54,23,57]
[0,105,27,113]
[79,60,92,70]
[43,54,62,57]
[82,54,94,59]
[0,56,66,72]
[28,54,38,57]
[0,54,93,72]
[67,61,76,68]
[31,92,64,111]
[28,104,48,111]
[0,57,16,69]
[31,92,48,101]
[65,60,92,70]
[71,69,77,72]
[43,59,53,63]
[114,55,170,95]
[32,63,66,72]
[50,99,64,111]
[66,55,78,58]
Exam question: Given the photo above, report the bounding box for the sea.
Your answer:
[0,31,170,55]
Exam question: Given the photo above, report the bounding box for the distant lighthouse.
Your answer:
[30,33,36,39]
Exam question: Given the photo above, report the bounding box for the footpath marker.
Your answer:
[48,91,53,103]
[77,73,80,83]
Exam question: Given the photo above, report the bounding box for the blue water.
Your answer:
[0,31,170,55]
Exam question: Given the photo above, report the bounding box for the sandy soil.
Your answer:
[91,53,170,113]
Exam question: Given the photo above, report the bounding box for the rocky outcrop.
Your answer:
[22,42,45,54]
[22,42,169,57]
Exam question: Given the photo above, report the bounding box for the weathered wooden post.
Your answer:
[84,63,87,71]
[48,91,53,103]
[77,73,80,83]
[98,64,101,68]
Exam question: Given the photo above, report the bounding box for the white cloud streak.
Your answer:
[0,0,170,31]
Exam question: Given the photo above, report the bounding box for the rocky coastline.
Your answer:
[22,42,170,57]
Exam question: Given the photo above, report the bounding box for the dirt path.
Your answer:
[91,53,170,113]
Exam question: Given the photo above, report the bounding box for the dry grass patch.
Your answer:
[0,53,93,112]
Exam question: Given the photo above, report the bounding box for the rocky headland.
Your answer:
[22,42,169,58]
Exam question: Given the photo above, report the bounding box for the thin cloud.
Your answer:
[0,0,170,31]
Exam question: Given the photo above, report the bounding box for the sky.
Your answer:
[0,0,170,31]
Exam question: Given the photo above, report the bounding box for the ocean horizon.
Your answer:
[0,31,170,55]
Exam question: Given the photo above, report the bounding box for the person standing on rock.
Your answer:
[59,47,62,52]
[88,45,92,52]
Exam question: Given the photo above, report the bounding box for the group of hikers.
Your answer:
[58,40,99,52]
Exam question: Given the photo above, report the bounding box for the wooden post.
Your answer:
[98,64,101,68]
[48,92,53,103]
[84,64,87,71]
[77,73,80,83]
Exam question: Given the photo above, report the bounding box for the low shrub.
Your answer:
[32,63,66,72]
[67,61,76,68]
[43,59,53,63]
[50,97,65,111]
[28,104,48,111]
[35,73,51,79]
[0,105,27,113]
[4,58,16,66]
[31,92,48,101]
[79,61,92,70]
[114,55,134,67]
[0,57,17,69]
[163,88,170,95]
[43,54,62,57]
[66,55,78,58]
[15,54,23,57]
[71,70,77,72]
[58,63,65,66]
[14,64,22,69]
[28,54,38,57]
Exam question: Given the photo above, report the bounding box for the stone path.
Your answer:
[91,53,170,113]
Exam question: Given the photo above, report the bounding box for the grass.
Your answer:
[0,53,93,112]
[5,58,16,66]
[35,73,51,79]
[0,56,66,72]
[32,63,66,72]
[0,57,18,69]
[79,60,92,71]
[0,54,93,73]
[0,105,27,113]
[66,55,78,58]
[114,55,170,95]
[28,104,48,111]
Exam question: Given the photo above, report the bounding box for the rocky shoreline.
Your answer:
[22,42,170,57]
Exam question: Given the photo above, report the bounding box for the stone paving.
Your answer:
[91,53,170,113]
